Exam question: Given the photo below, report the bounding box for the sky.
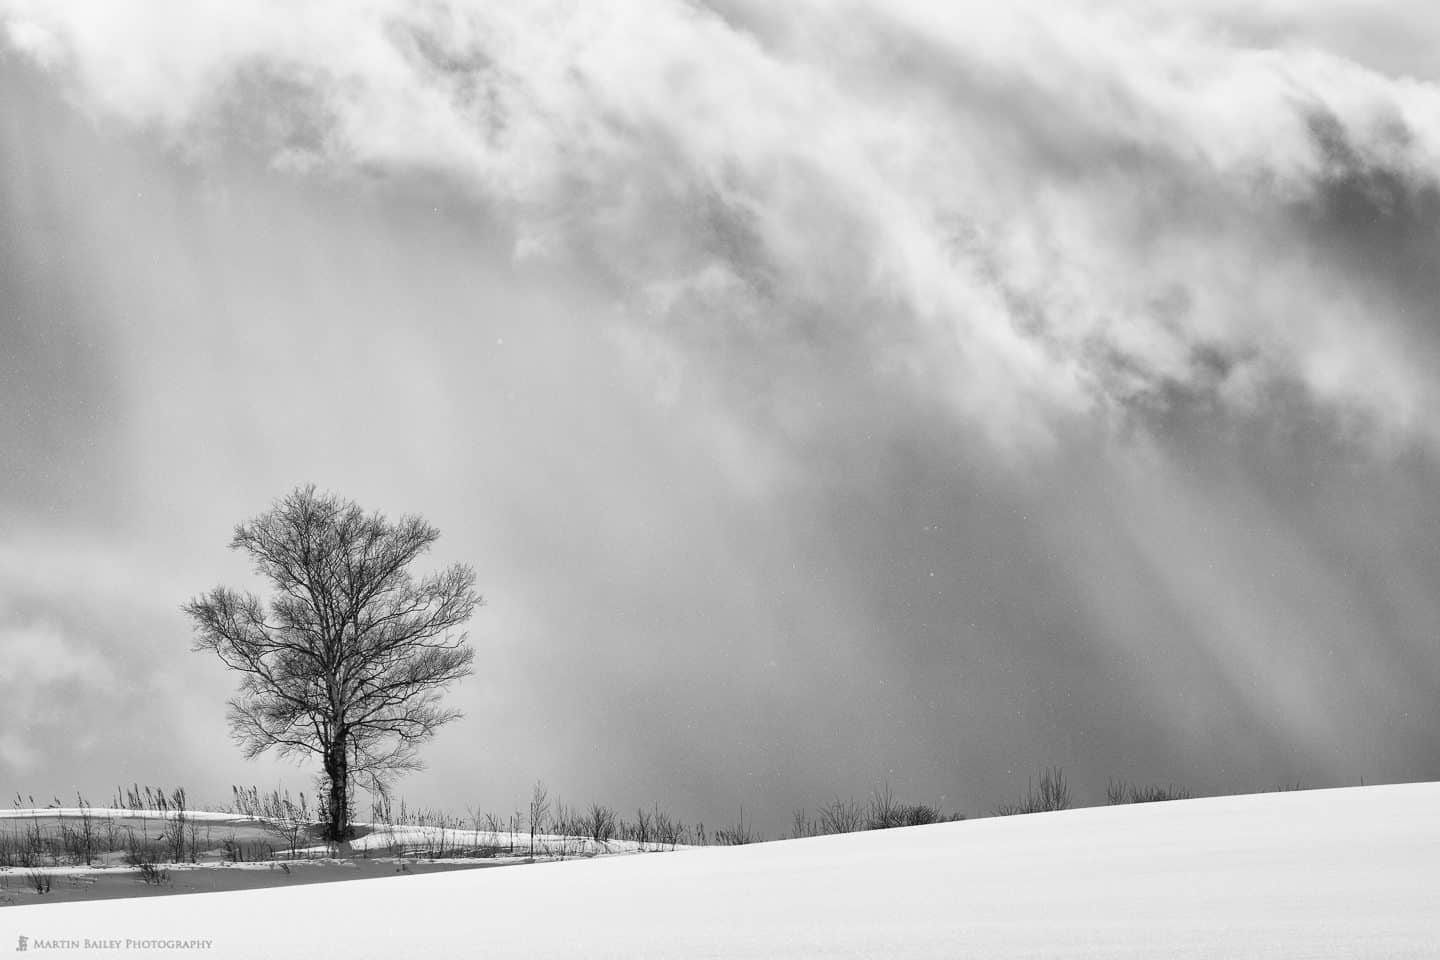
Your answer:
[2,0,1439,834]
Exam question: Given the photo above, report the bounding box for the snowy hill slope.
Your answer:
[4,782,1438,958]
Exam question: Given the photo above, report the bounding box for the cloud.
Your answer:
[0,614,108,777]
[5,0,1440,457]
[0,617,105,688]
[4,0,1440,822]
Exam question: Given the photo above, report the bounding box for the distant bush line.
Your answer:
[788,783,965,839]
[1105,779,1192,805]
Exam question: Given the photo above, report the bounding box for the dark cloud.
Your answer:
[1302,109,1440,309]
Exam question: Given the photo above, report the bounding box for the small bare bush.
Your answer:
[653,808,685,850]
[0,826,19,868]
[585,803,617,843]
[60,794,97,865]
[797,788,955,836]
[257,789,314,859]
[480,811,505,846]
[549,801,578,840]
[528,781,550,858]
[101,813,121,857]
[713,806,758,846]
[13,808,51,868]
[159,788,192,863]
[866,783,904,830]
[629,806,653,847]
[897,802,944,826]
[123,831,164,870]
[137,862,170,886]
[1106,779,1192,805]
[818,797,865,835]
[995,767,1071,816]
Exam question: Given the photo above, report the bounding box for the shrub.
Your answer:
[158,788,192,863]
[627,806,652,847]
[220,833,274,863]
[995,767,1071,816]
[585,803,617,844]
[1106,779,1192,804]
[233,785,316,857]
[791,789,961,839]
[713,806,758,846]
[60,794,97,865]
[818,797,865,835]
[897,802,944,826]
[124,832,164,869]
[25,870,51,895]
[653,808,686,849]
[18,811,49,868]
[866,783,904,830]
[136,863,170,886]
[528,782,550,858]
[0,826,18,868]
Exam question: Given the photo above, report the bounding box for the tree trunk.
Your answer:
[325,734,350,841]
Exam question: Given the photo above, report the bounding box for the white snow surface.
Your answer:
[0,809,251,823]
[345,825,672,857]
[4,782,1438,958]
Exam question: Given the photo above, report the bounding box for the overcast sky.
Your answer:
[3,0,1440,832]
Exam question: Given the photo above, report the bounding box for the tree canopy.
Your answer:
[185,485,479,839]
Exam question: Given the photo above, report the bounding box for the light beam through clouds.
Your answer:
[2,0,1439,827]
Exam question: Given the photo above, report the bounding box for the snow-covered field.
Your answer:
[344,824,672,858]
[0,806,671,862]
[3,782,1437,958]
[0,810,247,823]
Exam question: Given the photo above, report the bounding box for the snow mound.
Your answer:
[4,783,1438,958]
[0,809,252,823]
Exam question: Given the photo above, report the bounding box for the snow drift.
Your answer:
[3,782,1438,958]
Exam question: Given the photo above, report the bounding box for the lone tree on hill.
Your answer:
[185,485,479,841]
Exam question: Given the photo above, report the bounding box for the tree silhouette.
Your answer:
[185,485,479,840]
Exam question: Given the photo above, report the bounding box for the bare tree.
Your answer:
[584,803,617,844]
[528,781,550,858]
[185,485,479,841]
